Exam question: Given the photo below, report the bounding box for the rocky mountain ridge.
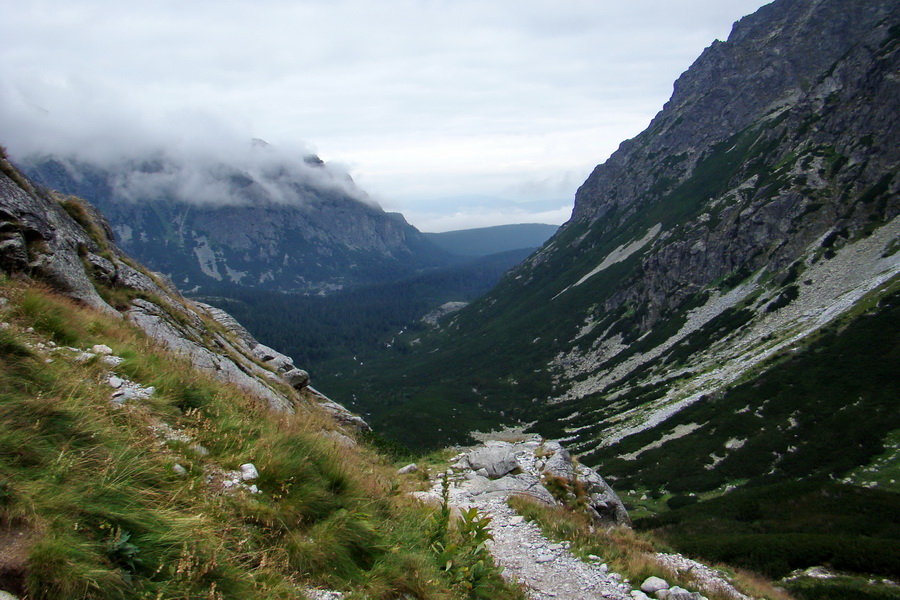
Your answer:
[19,148,450,294]
[507,0,900,464]
[566,0,898,325]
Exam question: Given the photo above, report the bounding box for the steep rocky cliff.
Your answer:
[344,0,900,494]
[566,0,898,324]
[19,148,449,294]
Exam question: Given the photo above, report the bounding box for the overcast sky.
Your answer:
[0,0,769,232]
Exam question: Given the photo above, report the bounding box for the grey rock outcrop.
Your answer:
[127,298,293,412]
[197,303,313,392]
[535,440,631,526]
[539,440,575,482]
[420,436,629,525]
[576,464,631,526]
[0,157,117,316]
[463,441,519,479]
[311,389,372,433]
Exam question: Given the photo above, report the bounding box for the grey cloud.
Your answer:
[1,0,770,229]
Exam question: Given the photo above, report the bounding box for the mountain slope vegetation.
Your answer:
[335,0,900,490]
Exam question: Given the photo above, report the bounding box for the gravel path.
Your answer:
[479,496,632,600]
[420,439,635,600]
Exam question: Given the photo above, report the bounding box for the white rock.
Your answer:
[192,444,209,456]
[91,344,114,355]
[641,576,670,594]
[172,464,188,476]
[535,554,555,563]
[466,443,517,478]
[240,463,259,481]
[397,463,418,474]
[631,592,651,600]
[108,376,124,389]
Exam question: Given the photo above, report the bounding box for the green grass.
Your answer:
[0,277,524,599]
[784,575,900,600]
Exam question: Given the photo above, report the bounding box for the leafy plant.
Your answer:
[106,527,142,575]
[428,473,514,599]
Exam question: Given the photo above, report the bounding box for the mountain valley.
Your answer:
[1,0,899,598]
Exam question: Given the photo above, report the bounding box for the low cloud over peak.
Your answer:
[1,80,373,209]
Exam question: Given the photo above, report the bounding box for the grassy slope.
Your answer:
[0,276,523,600]
[585,282,900,495]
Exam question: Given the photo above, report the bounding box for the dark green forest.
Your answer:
[195,248,535,376]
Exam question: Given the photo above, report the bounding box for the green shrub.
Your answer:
[784,576,900,600]
[667,495,700,510]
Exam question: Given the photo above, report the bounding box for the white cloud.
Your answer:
[0,0,771,229]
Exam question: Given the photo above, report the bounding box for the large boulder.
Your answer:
[576,463,631,526]
[641,576,670,594]
[465,441,518,479]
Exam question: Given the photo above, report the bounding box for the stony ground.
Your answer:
[409,438,750,600]
[480,496,633,600]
